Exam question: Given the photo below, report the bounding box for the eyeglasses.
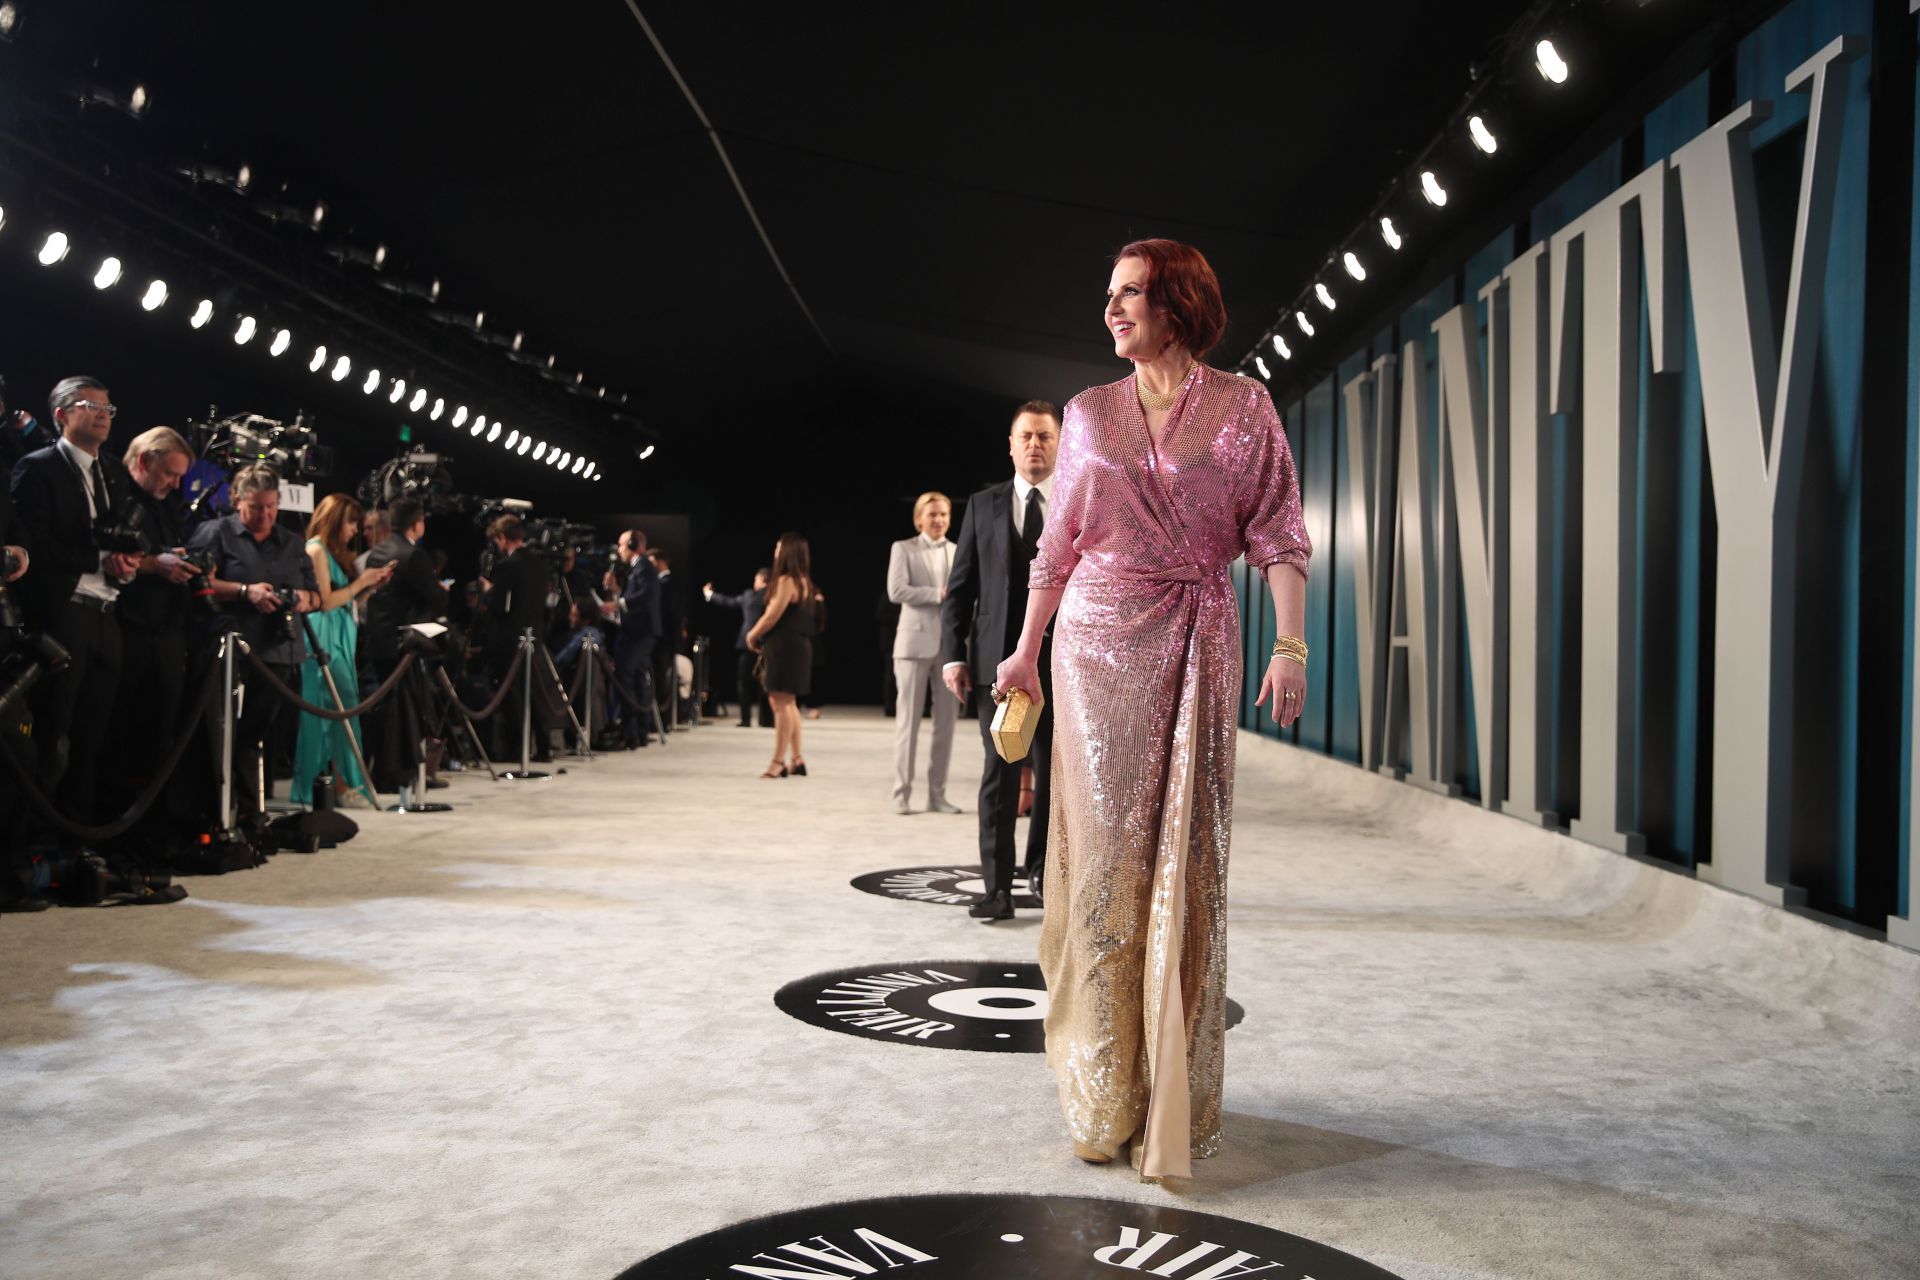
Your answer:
[64,399,117,418]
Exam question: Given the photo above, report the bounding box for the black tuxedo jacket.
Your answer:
[7,443,133,628]
[941,479,1037,686]
[484,546,551,652]
[364,533,448,664]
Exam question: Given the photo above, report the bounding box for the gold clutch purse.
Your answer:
[990,688,1042,763]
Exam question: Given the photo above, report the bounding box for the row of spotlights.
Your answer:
[23,222,608,478]
[1252,37,1573,378]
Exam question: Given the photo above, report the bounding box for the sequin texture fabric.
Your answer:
[1031,363,1309,1179]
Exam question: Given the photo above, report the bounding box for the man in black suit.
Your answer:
[648,548,685,728]
[704,568,770,727]
[8,376,143,824]
[600,527,660,748]
[364,496,448,790]
[480,513,553,760]
[941,400,1061,922]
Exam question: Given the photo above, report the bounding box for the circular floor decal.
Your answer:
[775,961,1242,1053]
[617,1192,1406,1279]
[851,865,1041,909]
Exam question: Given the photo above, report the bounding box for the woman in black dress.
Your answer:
[746,532,816,778]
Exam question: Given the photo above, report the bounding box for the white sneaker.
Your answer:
[894,800,913,815]
[927,799,962,815]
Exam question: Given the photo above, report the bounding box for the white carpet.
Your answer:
[1,708,1915,1279]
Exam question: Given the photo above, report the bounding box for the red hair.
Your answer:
[1114,238,1227,359]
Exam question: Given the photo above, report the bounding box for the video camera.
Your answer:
[360,447,467,517]
[525,517,596,556]
[181,409,334,520]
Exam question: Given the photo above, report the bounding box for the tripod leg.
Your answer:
[317,663,380,809]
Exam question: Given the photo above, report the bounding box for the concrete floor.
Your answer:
[1,707,1916,1279]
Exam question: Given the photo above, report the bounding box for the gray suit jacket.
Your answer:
[886,535,954,660]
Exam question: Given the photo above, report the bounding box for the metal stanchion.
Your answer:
[501,629,550,781]
[217,630,239,832]
[580,634,598,758]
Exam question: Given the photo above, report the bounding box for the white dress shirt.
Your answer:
[58,436,118,604]
[1011,474,1054,537]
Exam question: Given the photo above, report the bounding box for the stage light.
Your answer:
[511,331,524,352]
[140,280,168,311]
[532,442,546,461]
[1254,356,1271,379]
[92,257,122,289]
[0,204,6,232]
[409,388,427,412]
[1295,311,1315,337]
[430,398,445,421]
[1315,282,1336,310]
[1469,115,1499,154]
[310,345,327,372]
[1343,251,1367,281]
[1274,335,1292,360]
[379,276,440,302]
[37,231,69,265]
[233,315,256,345]
[469,415,485,437]
[79,82,149,119]
[1380,216,1403,250]
[0,4,21,42]
[638,445,655,461]
[451,405,469,428]
[180,161,251,194]
[487,421,502,443]
[362,368,380,395]
[270,328,293,357]
[517,436,531,455]
[260,198,327,231]
[190,299,214,329]
[331,354,351,381]
[327,241,387,270]
[504,429,519,449]
[1536,39,1569,84]
[1420,170,1448,207]
[572,457,585,475]
[474,310,486,330]
[388,378,406,404]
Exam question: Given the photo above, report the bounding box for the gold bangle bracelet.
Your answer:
[1271,635,1308,665]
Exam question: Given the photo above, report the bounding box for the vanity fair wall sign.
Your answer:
[617,1193,1406,1279]
[850,866,1041,909]
[775,961,1242,1053]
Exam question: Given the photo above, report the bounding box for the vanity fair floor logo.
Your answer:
[617,1193,1406,1278]
[850,866,1042,909]
[775,961,1242,1053]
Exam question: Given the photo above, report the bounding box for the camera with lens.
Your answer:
[92,520,146,556]
[361,447,466,516]
[232,413,332,480]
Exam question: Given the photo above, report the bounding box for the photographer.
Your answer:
[8,376,140,825]
[186,464,319,824]
[478,513,553,761]
[109,427,202,809]
[600,527,659,749]
[363,497,448,792]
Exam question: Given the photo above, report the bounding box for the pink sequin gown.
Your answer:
[1030,363,1310,1179]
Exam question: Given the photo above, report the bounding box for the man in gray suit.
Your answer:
[941,401,1060,921]
[887,492,959,815]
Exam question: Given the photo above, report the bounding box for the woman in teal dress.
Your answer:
[292,493,393,806]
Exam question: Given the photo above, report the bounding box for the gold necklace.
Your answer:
[1137,362,1196,413]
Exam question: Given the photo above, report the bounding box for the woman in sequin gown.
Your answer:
[995,239,1311,1179]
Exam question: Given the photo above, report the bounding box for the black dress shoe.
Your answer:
[967,888,1014,922]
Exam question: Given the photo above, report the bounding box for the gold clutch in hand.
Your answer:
[990,688,1042,763]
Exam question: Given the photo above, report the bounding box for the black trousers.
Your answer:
[614,634,655,746]
[652,645,677,731]
[110,623,188,816]
[976,657,1052,898]
[366,651,418,793]
[734,651,768,725]
[31,599,122,825]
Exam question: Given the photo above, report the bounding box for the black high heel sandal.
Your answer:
[790,761,808,777]
[760,763,788,779]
